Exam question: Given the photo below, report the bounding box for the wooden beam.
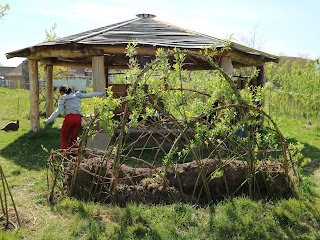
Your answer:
[40,59,216,70]
[225,51,264,67]
[40,59,92,68]
[28,59,40,132]
[108,65,129,70]
[92,56,106,96]
[40,58,130,69]
[45,64,54,117]
[30,48,104,60]
[31,45,266,71]
[6,48,31,59]
[32,45,216,60]
[89,45,160,55]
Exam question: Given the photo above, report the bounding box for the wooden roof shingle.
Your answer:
[6,14,278,68]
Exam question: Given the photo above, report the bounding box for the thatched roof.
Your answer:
[6,14,278,69]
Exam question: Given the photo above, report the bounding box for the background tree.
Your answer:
[238,21,265,50]
[0,3,9,19]
[39,23,70,80]
[45,23,59,41]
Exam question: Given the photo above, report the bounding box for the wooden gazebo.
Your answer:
[6,13,278,132]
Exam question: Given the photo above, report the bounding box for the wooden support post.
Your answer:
[105,66,109,87]
[29,59,40,132]
[92,56,106,96]
[251,74,257,87]
[256,65,265,86]
[220,56,233,75]
[45,64,54,117]
[92,56,106,131]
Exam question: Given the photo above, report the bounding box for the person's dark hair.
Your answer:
[59,85,73,95]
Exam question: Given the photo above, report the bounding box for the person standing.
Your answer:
[44,85,104,149]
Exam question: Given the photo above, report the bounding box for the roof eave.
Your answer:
[6,47,31,59]
[231,42,279,63]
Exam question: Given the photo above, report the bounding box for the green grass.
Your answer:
[275,115,320,175]
[0,87,320,239]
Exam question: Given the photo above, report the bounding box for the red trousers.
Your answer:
[60,114,82,149]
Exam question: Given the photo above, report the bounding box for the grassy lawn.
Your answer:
[0,87,319,239]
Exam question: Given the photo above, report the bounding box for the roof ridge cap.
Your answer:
[71,18,140,43]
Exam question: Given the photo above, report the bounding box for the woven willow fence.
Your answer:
[47,48,298,205]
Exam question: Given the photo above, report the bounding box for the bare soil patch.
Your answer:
[64,156,293,205]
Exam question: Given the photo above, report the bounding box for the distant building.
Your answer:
[0,60,92,90]
[0,66,15,88]
[5,62,25,89]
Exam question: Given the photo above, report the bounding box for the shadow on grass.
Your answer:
[286,137,320,176]
[0,125,60,170]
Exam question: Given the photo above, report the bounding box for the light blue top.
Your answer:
[44,91,104,124]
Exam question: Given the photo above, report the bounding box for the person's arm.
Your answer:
[44,98,65,124]
[76,91,104,99]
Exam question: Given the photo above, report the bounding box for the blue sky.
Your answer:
[1,0,319,66]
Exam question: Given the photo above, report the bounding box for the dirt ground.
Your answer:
[64,156,293,205]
